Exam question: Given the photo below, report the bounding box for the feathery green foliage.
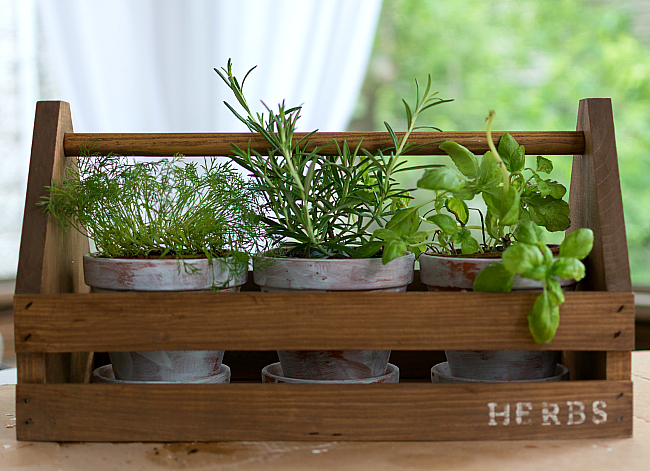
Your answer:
[40,145,265,277]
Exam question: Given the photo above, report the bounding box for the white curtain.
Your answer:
[38,0,383,132]
[0,0,382,280]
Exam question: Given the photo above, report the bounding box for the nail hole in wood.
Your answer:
[616,393,624,399]
[614,331,621,338]
[188,449,198,455]
[332,433,342,437]
[22,398,31,404]
[25,302,32,310]
[24,419,32,425]
[617,305,624,312]
[23,334,32,342]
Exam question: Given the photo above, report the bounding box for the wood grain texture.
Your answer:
[15,101,89,296]
[14,101,92,386]
[16,353,45,384]
[13,292,634,353]
[569,98,631,292]
[15,381,632,442]
[63,131,585,157]
[606,351,632,380]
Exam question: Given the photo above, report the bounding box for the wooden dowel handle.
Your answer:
[64,131,585,157]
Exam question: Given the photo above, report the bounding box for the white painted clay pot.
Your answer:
[419,252,568,381]
[83,254,247,292]
[84,254,247,382]
[262,362,399,384]
[92,363,231,384]
[254,253,415,380]
[419,252,575,291]
[444,350,561,381]
[431,362,569,383]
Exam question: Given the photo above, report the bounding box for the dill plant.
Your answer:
[215,60,451,261]
[41,145,265,277]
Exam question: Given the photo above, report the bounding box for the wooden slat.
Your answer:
[606,351,632,380]
[569,98,631,292]
[63,131,585,157]
[13,291,634,352]
[15,381,632,442]
[14,101,92,386]
[15,101,89,296]
[16,353,45,384]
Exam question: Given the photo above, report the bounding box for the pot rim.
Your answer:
[262,362,399,384]
[83,253,248,291]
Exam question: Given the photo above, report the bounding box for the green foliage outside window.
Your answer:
[352,0,650,283]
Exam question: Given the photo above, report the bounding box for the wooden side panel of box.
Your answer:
[13,292,634,353]
[16,381,632,442]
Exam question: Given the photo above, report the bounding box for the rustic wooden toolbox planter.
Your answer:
[13,98,634,442]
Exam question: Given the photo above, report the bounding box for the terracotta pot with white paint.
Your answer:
[254,253,415,381]
[419,252,570,381]
[84,254,246,382]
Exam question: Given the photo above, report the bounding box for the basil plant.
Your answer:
[474,221,594,344]
[376,111,571,259]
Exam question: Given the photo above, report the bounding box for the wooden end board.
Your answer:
[569,98,631,292]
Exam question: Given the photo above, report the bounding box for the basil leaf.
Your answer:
[527,291,560,344]
[485,210,500,239]
[500,186,520,226]
[546,180,567,199]
[479,151,502,187]
[407,231,428,244]
[534,174,551,197]
[546,278,565,306]
[352,240,384,258]
[446,196,469,225]
[497,132,525,173]
[473,263,514,292]
[417,167,466,193]
[439,141,478,179]
[386,207,420,237]
[513,220,539,245]
[452,227,471,244]
[502,243,544,274]
[461,235,480,254]
[382,238,407,265]
[427,213,458,235]
[559,228,594,260]
[550,257,586,281]
[373,228,397,240]
[521,264,548,281]
[536,156,553,174]
[525,195,570,232]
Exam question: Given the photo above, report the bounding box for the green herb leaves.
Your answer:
[415,125,570,256]
[474,221,594,344]
[41,150,264,277]
[218,60,451,261]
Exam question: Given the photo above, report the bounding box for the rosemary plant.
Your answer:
[215,59,451,261]
[41,146,265,277]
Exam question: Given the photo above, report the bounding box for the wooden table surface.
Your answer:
[2,352,650,471]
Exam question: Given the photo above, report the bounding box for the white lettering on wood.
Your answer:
[515,402,532,425]
[592,401,608,425]
[487,402,510,426]
[566,401,586,425]
[542,402,561,425]
[486,400,609,426]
